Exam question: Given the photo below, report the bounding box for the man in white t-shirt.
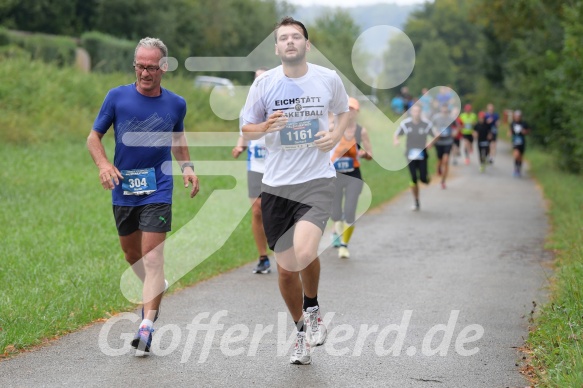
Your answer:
[242,17,349,365]
[233,67,271,274]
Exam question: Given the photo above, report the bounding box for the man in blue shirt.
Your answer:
[87,37,199,353]
[391,94,405,115]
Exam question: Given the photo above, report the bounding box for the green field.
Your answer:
[0,58,410,355]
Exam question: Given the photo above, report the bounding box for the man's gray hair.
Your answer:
[134,37,168,62]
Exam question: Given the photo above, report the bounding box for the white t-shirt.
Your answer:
[242,64,349,187]
[239,111,266,174]
[247,138,266,174]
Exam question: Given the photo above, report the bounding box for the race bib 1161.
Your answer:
[280,119,319,150]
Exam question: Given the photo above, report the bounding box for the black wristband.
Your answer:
[180,162,194,173]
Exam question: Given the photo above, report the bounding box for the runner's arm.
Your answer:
[314,111,349,152]
[393,124,405,146]
[232,136,247,158]
[172,132,199,198]
[359,126,373,160]
[426,123,439,148]
[242,111,287,140]
[86,129,122,190]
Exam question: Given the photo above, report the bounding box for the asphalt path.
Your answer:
[0,141,551,387]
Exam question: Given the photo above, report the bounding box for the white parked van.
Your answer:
[194,75,235,96]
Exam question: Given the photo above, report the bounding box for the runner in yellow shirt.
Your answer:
[459,104,478,165]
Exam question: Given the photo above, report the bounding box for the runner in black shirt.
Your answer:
[508,110,531,177]
[394,104,437,211]
[473,112,492,173]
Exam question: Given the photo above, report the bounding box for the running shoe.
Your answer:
[141,279,169,322]
[513,170,521,178]
[464,157,470,165]
[488,157,494,164]
[252,257,271,274]
[441,181,446,190]
[411,203,420,211]
[290,331,311,365]
[304,306,327,347]
[338,246,350,259]
[131,325,154,353]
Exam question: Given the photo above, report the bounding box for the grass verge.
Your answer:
[525,148,583,386]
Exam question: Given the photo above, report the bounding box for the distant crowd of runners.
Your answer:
[392,86,530,209]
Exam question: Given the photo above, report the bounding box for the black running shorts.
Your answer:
[261,178,335,252]
[513,144,525,154]
[113,203,172,236]
[408,159,429,185]
[435,144,452,160]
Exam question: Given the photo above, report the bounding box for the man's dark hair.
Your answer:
[274,16,308,42]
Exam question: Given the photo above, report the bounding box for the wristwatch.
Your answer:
[180,162,195,173]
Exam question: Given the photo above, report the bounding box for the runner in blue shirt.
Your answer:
[87,37,199,353]
[484,103,500,164]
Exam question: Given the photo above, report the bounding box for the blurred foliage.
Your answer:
[0,27,76,65]
[80,31,135,74]
[0,0,292,82]
[308,9,369,96]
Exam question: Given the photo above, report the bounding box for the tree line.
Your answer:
[0,0,369,96]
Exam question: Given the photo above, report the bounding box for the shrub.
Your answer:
[80,31,135,73]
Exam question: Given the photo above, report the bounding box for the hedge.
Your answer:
[80,31,135,73]
[0,29,76,66]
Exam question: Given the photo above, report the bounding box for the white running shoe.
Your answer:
[304,306,327,347]
[338,246,350,259]
[290,331,311,365]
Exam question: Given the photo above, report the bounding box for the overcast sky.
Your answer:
[286,0,429,7]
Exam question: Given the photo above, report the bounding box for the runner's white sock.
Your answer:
[334,221,343,235]
[140,319,154,329]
